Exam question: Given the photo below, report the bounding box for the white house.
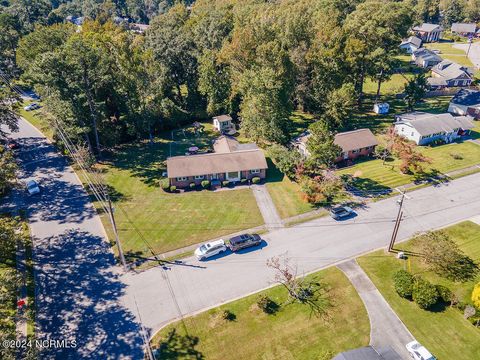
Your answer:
[412,23,442,42]
[399,36,422,54]
[448,88,480,119]
[412,48,443,68]
[212,114,236,135]
[394,112,474,145]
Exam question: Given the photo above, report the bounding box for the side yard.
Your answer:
[150,267,369,360]
[357,221,480,360]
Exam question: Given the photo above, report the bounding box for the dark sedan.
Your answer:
[229,233,262,252]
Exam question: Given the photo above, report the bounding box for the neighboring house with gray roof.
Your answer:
[448,88,480,118]
[394,112,474,145]
[413,23,442,42]
[399,36,422,54]
[167,136,267,188]
[291,128,378,163]
[451,23,477,36]
[412,48,443,68]
[428,60,473,88]
[333,346,402,360]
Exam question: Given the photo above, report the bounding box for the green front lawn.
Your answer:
[357,221,480,360]
[150,267,370,360]
[99,137,263,257]
[267,177,316,219]
[338,140,480,192]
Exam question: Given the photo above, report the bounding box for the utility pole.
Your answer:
[388,190,409,252]
[108,197,127,271]
[467,36,473,57]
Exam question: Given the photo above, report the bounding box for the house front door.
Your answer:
[226,171,241,182]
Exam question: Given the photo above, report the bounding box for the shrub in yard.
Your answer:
[189,182,196,189]
[472,283,480,309]
[221,309,236,321]
[412,277,438,310]
[436,285,452,304]
[464,304,476,319]
[201,180,210,189]
[252,176,261,184]
[161,180,170,191]
[393,270,414,299]
[257,294,279,314]
[169,185,177,192]
[450,153,463,160]
[240,178,247,184]
[222,180,229,187]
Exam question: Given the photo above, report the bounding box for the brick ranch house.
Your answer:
[292,128,378,163]
[167,136,268,188]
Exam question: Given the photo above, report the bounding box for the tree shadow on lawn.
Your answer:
[412,169,451,186]
[103,134,217,187]
[34,229,144,359]
[155,328,204,360]
[341,174,393,198]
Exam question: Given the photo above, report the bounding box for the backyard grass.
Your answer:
[338,140,480,192]
[150,267,370,360]
[363,74,412,96]
[357,221,480,360]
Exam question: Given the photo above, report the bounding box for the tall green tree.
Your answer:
[306,120,341,169]
[403,73,428,111]
[344,0,413,103]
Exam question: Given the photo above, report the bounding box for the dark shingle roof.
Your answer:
[451,88,480,106]
[333,346,402,360]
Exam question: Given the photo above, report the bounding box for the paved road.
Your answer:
[2,118,143,359]
[338,260,414,359]
[453,42,480,68]
[121,172,480,338]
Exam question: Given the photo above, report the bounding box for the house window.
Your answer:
[211,173,219,179]
[176,177,188,181]
[250,169,260,174]
[194,175,205,180]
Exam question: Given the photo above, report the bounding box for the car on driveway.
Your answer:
[330,205,355,220]
[194,240,227,260]
[406,341,436,360]
[24,103,41,111]
[26,180,41,195]
[229,233,262,252]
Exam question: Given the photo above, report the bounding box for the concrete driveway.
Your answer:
[122,171,480,337]
[3,118,144,359]
[338,260,414,359]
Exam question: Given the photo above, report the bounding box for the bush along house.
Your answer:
[166,136,268,189]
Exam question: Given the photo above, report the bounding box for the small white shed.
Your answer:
[373,103,390,114]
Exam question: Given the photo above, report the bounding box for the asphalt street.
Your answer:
[2,118,144,359]
[121,171,480,340]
